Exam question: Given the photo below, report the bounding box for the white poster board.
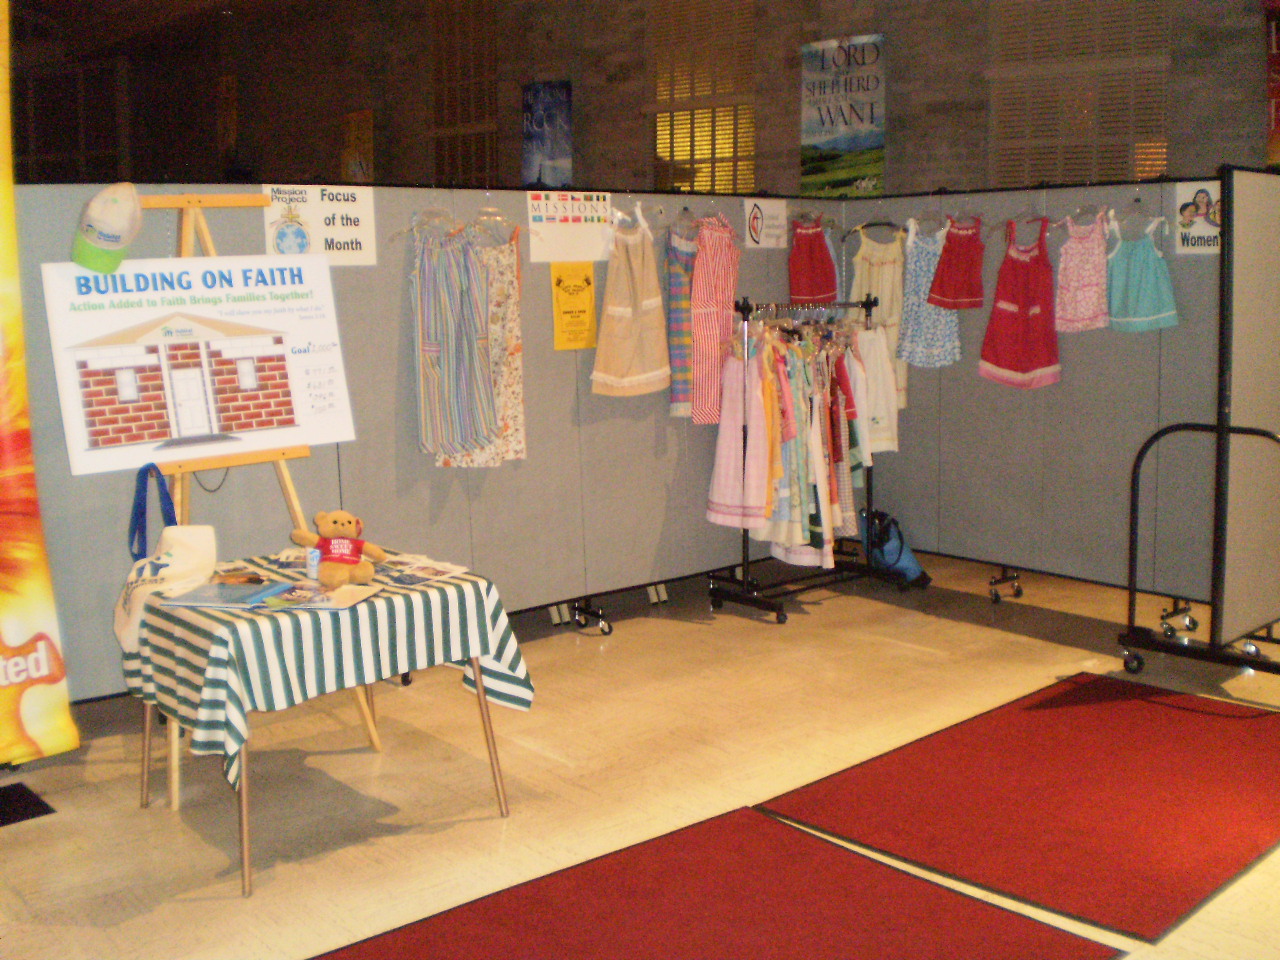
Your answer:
[262,184,377,266]
[527,190,612,262]
[743,198,789,249]
[40,254,355,476]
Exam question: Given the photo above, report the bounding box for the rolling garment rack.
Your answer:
[707,294,892,623]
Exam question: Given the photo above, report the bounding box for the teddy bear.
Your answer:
[290,509,387,589]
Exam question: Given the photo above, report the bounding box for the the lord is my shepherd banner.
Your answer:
[800,34,885,198]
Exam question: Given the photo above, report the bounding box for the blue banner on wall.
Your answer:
[522,81,573,189]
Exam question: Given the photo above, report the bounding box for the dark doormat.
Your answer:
[0,782,55,827]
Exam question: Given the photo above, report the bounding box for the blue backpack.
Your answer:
[858,508,930,590]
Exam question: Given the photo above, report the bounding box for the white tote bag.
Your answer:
[113,465,218,653]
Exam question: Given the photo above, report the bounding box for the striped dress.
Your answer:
[690,214,740,425]
[666,225,699,417]
[413,233,500,456]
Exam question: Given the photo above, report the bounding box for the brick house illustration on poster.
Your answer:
[73,313,297,450]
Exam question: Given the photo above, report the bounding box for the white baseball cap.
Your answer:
[72,182,142,273]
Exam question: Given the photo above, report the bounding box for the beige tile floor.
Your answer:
[3,553,1278,960]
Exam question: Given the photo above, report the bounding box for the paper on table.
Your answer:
[380,554,468,586]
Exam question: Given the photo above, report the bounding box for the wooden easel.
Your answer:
[135,195,381,895]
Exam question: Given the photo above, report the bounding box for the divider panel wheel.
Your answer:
[1123,652,1144,674]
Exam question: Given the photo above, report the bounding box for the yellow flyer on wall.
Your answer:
[0,3,80,766]
[551,262,597,350]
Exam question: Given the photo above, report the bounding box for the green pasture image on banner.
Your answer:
[800,34,885,198]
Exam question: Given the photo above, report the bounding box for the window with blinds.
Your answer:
[423,0,497,188]
[648,0,756,193]
[987,0,1170,188]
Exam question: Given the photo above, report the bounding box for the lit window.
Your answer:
[987,0,1170,188]
[236,357,258,391]
[649,0,755,193]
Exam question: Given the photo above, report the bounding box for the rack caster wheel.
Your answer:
[1161,622,1177,639]
[1243,641,1260,657]
[710,597,723,611]
[990,589,1001,604]
[776,611,788,624]
[599,620,613,635]
[1184,615,1198,631]
[1123,652,1145,674]
[1011,583,1023,599]
[572,613,588,629]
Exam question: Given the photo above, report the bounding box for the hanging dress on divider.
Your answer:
[897,218,961,368]
[1107,214,1179,332]
[591,214,671,396]
[848,226,908,407]
[706,347,769,529]
[690,214,741,424]
[927,216,985,309]
[665,220,699,417]
[979,217,1060,389]
[1054,211,1110,332]
[413,232,500,457]
[855,324,899,451]
[437,226,528,468]
[789,216,838,303]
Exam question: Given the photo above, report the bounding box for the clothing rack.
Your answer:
[707,296,888,623]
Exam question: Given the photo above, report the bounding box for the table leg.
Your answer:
[167,716,182,810]
[239,743,251,897]
[470,657,509,817]
[140,701,153,809]
[350,687,382,752]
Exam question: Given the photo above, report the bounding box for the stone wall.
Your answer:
[99,0,1270,193]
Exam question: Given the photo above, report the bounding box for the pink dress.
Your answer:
[1054,212,1110,332]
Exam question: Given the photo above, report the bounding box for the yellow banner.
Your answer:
[0,1,80,766]
[551,262,597,350]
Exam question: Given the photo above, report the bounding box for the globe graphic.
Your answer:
[274,221,310,254]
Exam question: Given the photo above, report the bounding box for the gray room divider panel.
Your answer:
[576,193,783,598]
[1219,169,1280,643]
[836,193,946,554]
[855,181,1216,599]
[18,184,345,700]
[1151,184,1221,604]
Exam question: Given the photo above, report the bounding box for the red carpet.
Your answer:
[761,672,1280,942]
[315,808,1117,960]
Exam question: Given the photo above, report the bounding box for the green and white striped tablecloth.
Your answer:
[122,560,533,787]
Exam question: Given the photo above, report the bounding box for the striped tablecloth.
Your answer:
[122,558,534,787]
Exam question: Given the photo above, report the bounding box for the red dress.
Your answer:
[978,218,1060,389]
[788,217,837,304]
[927,217,984,309]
